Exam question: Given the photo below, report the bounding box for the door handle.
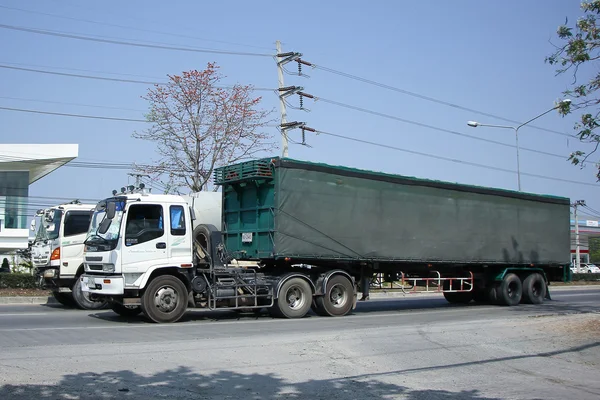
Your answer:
[156,242,166,249]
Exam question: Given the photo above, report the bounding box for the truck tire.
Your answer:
[270,277,312,319]
[72,278,109,310]
[52,292,75,307]
[313,275,354,317]
[442,280,473,304]
[141,275,188,323]
[521,273,546,304]
[497,273,522,306]
[111,303,142,317]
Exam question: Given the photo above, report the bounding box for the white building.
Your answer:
[0,144,78,252]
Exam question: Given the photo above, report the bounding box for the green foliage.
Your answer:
[547,1,600,178]
[0,273,37,289]
[571,272,600,281]
[589,237,600,262]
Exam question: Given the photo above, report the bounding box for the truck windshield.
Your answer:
[35,209,63,241]
[85,199,125,245]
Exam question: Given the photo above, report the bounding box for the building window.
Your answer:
[0,171,29,229]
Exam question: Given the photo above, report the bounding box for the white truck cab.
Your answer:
[31,201,108,309]
[81,188,222,319]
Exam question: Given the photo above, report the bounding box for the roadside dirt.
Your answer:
[0,288,51,297]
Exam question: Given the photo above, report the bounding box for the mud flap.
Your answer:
[545,284,552,301]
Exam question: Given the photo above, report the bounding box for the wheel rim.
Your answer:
[507,280,519,299]
[153,286,179,313]
[285,285,306,310]
[329,283,348,308]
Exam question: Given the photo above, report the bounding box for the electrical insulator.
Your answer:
[299,94,304,109]
[298,61,302,76]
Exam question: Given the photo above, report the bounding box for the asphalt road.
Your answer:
[0,288,599,399]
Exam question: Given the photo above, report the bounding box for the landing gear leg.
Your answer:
[359,266,370,301]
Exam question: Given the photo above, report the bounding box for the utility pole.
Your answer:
[573,199,586,271]
[276,40,289,157]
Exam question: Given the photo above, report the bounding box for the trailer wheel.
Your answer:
[111,303,142,317]
[442,280,473,304]
[521,273,546,304]
[72,278,109,310]
[497,273,522,306]
[52,292,75,307]
[141,275,188,323]
[313,275,354,316]
[271,277,312,318]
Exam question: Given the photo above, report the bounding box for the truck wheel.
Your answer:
[52,292,75,307]
[521,273,546,304]
[72,278,109,310]
[442,280,473,304]
[141,275,188,323]
[443,291,473,304]
[271,277,312,318]
[313,275,354,316]
[111,303,142,317]
[497,273,522,306]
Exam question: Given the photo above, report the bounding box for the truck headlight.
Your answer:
[102,264,115,273]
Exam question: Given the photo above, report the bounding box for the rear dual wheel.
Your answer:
[493,273,546,306]
[313,275,354,317]
[269,277,313,318]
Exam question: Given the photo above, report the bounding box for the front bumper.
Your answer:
[80,275,125,295]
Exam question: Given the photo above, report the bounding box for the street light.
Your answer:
[467,99,571,191]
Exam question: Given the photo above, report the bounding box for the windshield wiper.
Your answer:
[85,234,110,245]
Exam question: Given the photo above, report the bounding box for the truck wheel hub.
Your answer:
[154,287,178,312]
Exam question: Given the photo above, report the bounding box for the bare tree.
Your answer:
[134,63,275,192]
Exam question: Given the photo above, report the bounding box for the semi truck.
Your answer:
[32,201,108,309]
[80,157,571,323]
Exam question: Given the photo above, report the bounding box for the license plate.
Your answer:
[86,277,96,289]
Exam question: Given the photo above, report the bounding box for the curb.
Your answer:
[0,285,597,305]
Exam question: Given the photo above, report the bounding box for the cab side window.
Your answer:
[63,211,93,237]
[125,205,164,246]
[170,206,186,236]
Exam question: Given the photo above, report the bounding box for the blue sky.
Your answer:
[1,0,599,215]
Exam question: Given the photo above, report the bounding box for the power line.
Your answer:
[0,96,146,112]
[0,5,273,51]
[0,23,273,57]
[313,64,573,139]
[314,96,594,165]
[314,129,599,187]
[0,106,147,122]
[0,64,275,91]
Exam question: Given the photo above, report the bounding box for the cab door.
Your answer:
[120,204,169,273]
[60,210,93,278]
[167,204,192,265]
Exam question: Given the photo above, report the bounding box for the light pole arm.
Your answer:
[516,105,558,131]
[473,123,517,130]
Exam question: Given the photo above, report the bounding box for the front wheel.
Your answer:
[72,278,109,310]
[52,292,75,307]
[270,277,312,318]
[141,275,188,323]
[111,303,143,317]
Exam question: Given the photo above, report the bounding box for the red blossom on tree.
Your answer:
[133,62,274,192]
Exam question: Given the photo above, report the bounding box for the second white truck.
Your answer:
[32,200,108,309]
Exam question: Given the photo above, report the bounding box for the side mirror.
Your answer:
[106,202,117,219]
[98,218,112,234]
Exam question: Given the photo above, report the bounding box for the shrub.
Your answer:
[571,273,600,282]
[0,273,38,289]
